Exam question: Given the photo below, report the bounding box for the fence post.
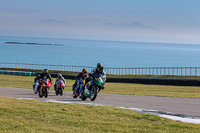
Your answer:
[149,68,151,75]
[157,67,158,75]
[181,67,183,76]
[142,68,143,75]
[195,67,197,76]
[135,68,137,75]
[185,67,187,76]
[138,68,140,75]
[190,67,192,76]
[164,67,166,75]
[160,67,162,75]
[153,68,154,75]
[168,67,170,75]
[145,68,147,75]
[177,67,178,75]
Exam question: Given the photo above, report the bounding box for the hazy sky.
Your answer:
[0,0,200,44]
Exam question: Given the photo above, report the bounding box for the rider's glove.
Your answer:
[89,76,93,80]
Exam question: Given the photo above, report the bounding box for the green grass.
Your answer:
[1,67,200,79]
[1,74,200,98]
[0,97,200,133]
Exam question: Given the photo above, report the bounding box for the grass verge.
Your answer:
[0,97,200,133]
[0,74,200,98]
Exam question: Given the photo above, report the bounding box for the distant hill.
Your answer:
[103,22,115,26]
[35,19,69,25]
[102,22,158,30]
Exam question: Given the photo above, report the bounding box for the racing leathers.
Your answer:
[39,73,52,84]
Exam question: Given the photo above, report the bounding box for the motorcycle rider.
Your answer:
[72,68,88,91]
[39,69,52,84]
[54,74,66,91]
[85,63,106,90]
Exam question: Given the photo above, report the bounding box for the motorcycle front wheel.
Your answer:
[44,88,48,98]
[39,89,43,98]
[80,88,87,101]
[60,87,63,96]
[55,90,59,95]
[73,91,77,98]
[90,86,98,101]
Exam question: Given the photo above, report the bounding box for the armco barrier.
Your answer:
[50,73,76,80]
[38,73,200,86]
[0,70,35,76]
[106,77,200,86]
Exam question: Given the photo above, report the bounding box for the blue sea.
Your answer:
[0,36,200,68]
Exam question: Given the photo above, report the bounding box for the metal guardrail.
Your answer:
[0,70,35,76]
[0,63,200,76]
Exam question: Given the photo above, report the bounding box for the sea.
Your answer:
[0,36,200,68]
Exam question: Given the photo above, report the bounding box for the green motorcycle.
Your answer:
[80,73,105,101]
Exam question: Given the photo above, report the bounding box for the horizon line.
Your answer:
[0,35,200,46]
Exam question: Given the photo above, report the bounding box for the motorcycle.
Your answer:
[39,79,51,98]
[33,80,40,94]
[55,80,65,96]
[72,78,86,99]
[80,73,105,101]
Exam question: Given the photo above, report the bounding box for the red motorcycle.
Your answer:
[55,80,65,96]
[39,79,51,98]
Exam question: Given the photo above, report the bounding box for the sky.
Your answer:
[0,0,200,44]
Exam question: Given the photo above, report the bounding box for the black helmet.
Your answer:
[58,74,62,79]
[43,69,48,74]
[82,68,87,73]
[97,63,103,72]
[36,74,40,78]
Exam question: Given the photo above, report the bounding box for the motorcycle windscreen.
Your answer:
[93,73,105,85]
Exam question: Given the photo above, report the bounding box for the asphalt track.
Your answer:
[1,86,200,123]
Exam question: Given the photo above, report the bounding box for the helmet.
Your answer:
[97,63,103,72]
[58,74,62,79]
[82,68,87,73]
[36,74,40,78]
[43,69,48,74]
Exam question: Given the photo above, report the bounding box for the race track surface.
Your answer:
[1,86,200,117]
